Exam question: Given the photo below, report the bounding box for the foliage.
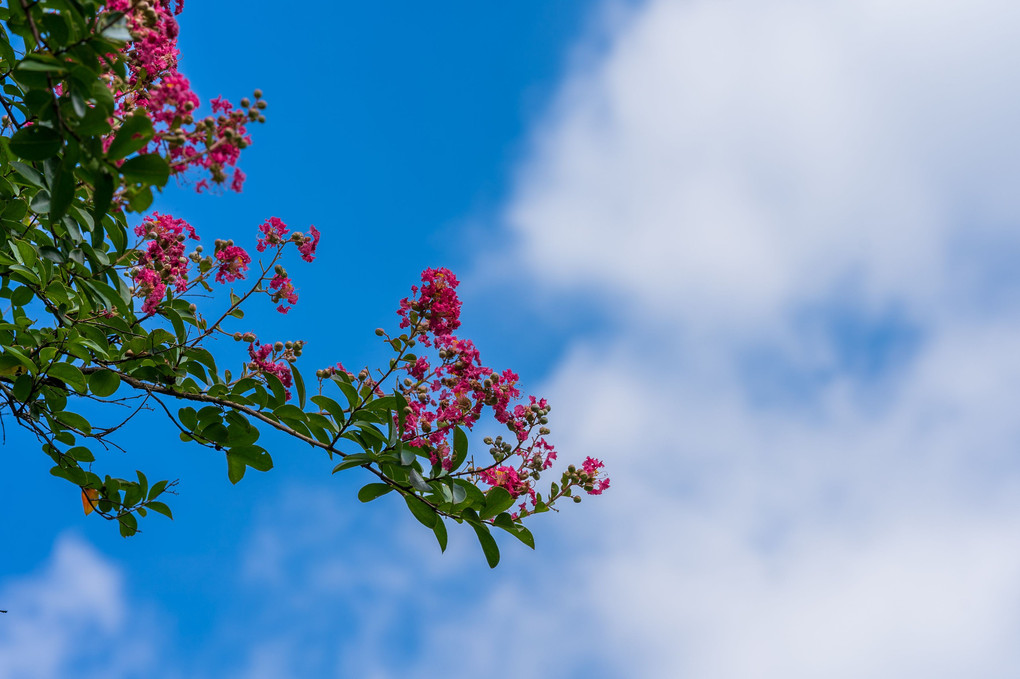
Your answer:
[0,0,608,566]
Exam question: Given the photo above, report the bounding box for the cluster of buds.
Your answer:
[562,457,611,498]
[315,362,353,380]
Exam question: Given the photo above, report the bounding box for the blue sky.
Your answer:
[7,0,1020,677]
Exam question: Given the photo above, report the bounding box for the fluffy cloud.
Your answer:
[479,0,1020,676]
[0,535,156,679]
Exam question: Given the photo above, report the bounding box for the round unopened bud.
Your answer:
[188,303,197,313]
[257,100,267,109]
[233,332,243,341]
[254,89,263,99]
[274,341,284,352]
[284,341,293,349]
[240,98,251,109]
[573,496,582,503]
[257,115,266,124]
[539,427,551,435]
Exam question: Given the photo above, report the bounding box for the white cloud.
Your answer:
[508,0,1020,332]
[0,535,157,679]
[459,0,1020,676]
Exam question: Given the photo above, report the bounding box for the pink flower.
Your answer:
[479,466,527,498]
[256,217,289,252]
[247,342,293,399]
[297,225,320,262]
[133,267,167,314]
[269,272,298,313]
[230,168,246,193]
[214,245,251,283]
[397,268,462,341]
[582,457,610,495]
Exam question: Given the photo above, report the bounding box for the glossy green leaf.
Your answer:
[433,517,448,552]
[332,453,372,473]
[404,494,437,528]
[358,482,393,503]
[106,113,153,160]
[120,153,169,186]
[48,362,87,393]
[480,486,515,520]
[451,426,468,470]
[88,369,120,397]
[9,125,61,160]
[473,523,500,568]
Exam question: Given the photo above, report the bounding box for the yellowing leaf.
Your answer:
[81,488,99,516]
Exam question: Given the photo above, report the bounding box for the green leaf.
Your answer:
[332,453,372,473]
[147,501,173,519]
[119,513,138,538]
[54,409,91,434]
[291,363,306,409]
[451,426,468,470]
[230,445,273,472]
[432,517,448,553]
[49,163,75,222]
[311,394,346,428]
[120,153,169,186]
[358,482,393,503]
[226,452,246,484]
[11,161,45,187]
[178,406,197,430]
[408,467,430,492]
[107,113,153,160]
[404,494,437,528]
[480,486,515,520]
[9,126,61,160]
[473,523,500,568]
[48,362,87,393]
[88,369,120,397]
[493,513,535,549]
[92,171,113,222]
[148,480,168,500]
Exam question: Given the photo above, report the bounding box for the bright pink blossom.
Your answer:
[214,245,251,283]
[269,273,298,313]
[256,217,289,252]
[297,226,320,262]
[247,342,293,399]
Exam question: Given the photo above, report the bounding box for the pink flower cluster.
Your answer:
[269,272,298,314]
[582,457,611,495]
[398,268,462,343]
[102,0,261,193]
[131,212,197,314]
[254,218,319,313]
[247,342,293,397]
[391,268,596,512]
[214,242,251,284]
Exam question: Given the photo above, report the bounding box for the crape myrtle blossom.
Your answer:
[244,338,301,399]
[129,213,315,321]
[379,268,608,517]
[214,241,251,284]
[130,212,197,313]
[101,0,263,194]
